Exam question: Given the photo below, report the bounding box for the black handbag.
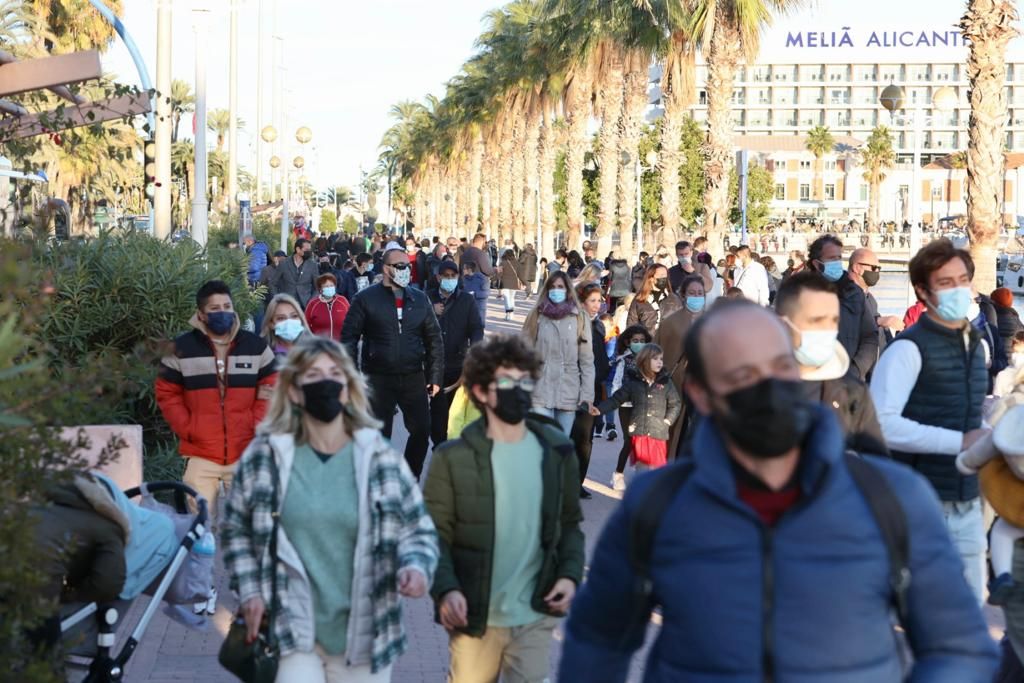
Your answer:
[219,448,282,683]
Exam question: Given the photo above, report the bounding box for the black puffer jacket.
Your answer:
[995,303,1024,362]
[341,282,444,385]
[626,292,683,335]
[428,287,485,384]
[589,318,610,396]
[597,371,682,441]
[835,272,879,380]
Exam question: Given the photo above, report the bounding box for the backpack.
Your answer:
[625,452,909,640]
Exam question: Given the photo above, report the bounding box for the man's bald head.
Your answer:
[849,247,877,269]
[849,247,882,289]
[684,300,800,413]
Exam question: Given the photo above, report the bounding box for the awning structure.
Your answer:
[0,49,150,141]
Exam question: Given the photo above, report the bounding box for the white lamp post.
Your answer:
[190,8,210,247]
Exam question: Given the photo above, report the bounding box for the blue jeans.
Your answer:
[942,499,986,604]
[533,407,575,433]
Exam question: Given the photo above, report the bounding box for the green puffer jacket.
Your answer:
[423,416,586,637]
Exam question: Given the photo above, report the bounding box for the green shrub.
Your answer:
[319,211,338,233]
[15,231,263,446]
[342,215,359,234]
[208,213,286,250]
[0,241,123,681]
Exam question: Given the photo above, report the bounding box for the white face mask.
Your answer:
[794,329,839,368]
[390,266,411,288]
[1014,352,1024,367]
[966,301,981,321]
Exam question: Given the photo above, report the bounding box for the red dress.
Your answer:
[304,296,350,341]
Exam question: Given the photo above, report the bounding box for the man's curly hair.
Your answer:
[463,334,543,410]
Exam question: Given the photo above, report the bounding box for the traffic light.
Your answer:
[143,137,157,200]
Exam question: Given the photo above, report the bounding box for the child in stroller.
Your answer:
[29,472,212,682]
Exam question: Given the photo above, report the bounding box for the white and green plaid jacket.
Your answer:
[221,428,438,671]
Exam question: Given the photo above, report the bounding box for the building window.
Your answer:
[799,184,810,201]
[824,160,837,170]
[860,186,868,202]
[775,184,785,200]
[825,184,836,200]
[799,160,812,170]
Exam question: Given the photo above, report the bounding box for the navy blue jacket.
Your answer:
[560,405,997,683]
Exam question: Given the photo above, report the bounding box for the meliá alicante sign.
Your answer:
[784,28,967,49]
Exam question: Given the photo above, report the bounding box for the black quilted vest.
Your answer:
[891,314,987,501]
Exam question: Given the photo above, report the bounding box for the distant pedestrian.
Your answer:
[262,293,313,358]
[304,273,350,342]
[627,264,682,336]
[274,238,318,308]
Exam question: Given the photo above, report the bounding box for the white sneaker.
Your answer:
[195,587,217,615]
[611,472,626,492]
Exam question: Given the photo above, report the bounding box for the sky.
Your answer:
[102,0,1014,191]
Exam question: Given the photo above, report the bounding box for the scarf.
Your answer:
[539,299,578,320]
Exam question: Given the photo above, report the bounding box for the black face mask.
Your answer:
[862,270,880,288]
[492,387,532,425]
[654,277,669,291]
[711,378,813,459]
[300,379,345,423]
[301,250,312,260]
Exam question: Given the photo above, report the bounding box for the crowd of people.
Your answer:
[43,221,1024,682]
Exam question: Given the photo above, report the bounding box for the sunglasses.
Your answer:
[856,264,882,272]
[387,263,410,271]
[493,377,537,392]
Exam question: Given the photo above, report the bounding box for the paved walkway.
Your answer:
[92,290,1004,682]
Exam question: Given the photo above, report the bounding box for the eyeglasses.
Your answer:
[493,377,536,392]
[387,262,410,270]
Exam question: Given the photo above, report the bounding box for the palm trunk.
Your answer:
[868,175,881,228]
[616,51,649,262]
[596,45,626,257]
[485,136,499,239]
[701,9,742,252]
[498,112,514,244]
[961,0,1018,292]
[469,128,484,232]
[659,36,695,240]
[510,103,528,247]
[564,66,591,252]
[522,105,541,249]
[539,103,558,260]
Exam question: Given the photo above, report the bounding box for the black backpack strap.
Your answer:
[622,460,695,644]
[844,452,911,627]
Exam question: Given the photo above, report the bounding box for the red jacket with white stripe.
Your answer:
[156,315,277,465]
[304,295,350,342]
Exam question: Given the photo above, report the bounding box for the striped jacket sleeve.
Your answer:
[393,457,439,585]
[252,345,278,425]
[221,443,264,603]
[155,349,191,440]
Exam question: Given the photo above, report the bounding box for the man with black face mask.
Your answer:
[423,334,585,683]
[560,299,997,681]
[272,237,317,308]
[850,247,903,355]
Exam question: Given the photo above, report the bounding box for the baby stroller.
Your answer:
[59,480,211,683]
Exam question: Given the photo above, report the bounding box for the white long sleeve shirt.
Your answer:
[869,336,981,456]
[733,261,771,306]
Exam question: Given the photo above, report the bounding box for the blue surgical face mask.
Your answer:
[364,263,373,273]
[821,260,844,282]
[685,296,705,313]
[933,286,974,322]
[275,318,304,342]
[629,342,646,355]
[548,288,567,304]
[321,286,336,299]
[794,329,839,368]
[439,277,458,293]
[205,311,235,335]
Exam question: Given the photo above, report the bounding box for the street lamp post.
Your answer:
[191,8,210,247]
[879,84,957,260]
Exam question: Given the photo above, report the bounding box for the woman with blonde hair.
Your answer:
[521,270,595,433]
[262,293,312,358]
[574,262,606,288]
[221,336,439,683]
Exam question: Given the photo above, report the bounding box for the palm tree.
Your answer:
[805,125,834,201]
[170,80,194,144]
[859,126,895,230]
[960,0,1019,292]
[689,0,805,248]
[656,32,696,240]
[29,0,123,53]
[207,109,245,152]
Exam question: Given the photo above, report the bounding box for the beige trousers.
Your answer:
[182,456,236,526]
[276,645,392,683]
[447,616,558,683]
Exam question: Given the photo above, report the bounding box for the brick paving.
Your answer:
[83,292,1004,682]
